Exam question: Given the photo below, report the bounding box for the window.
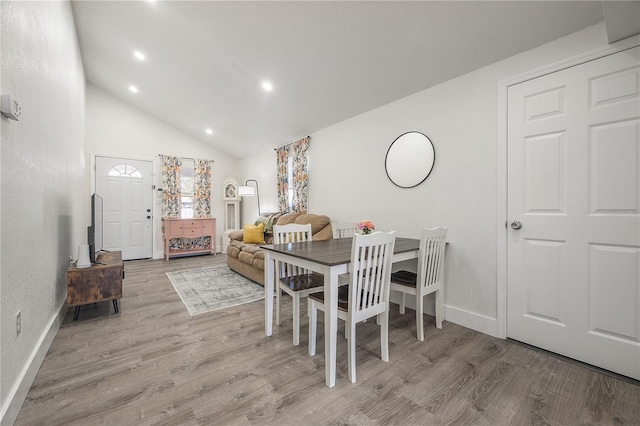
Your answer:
[181,158,194,218]
[107,163,142,178]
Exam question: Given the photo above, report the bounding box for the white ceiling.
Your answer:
[71,1,606,159]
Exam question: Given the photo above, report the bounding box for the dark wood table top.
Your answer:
[261,237,419,267]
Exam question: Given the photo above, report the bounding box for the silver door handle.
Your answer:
[511,220,522,230]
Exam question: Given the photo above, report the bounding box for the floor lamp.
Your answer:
[238,179,261,215]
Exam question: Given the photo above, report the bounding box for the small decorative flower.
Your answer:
[357,219,375,235]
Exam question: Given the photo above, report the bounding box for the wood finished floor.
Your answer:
[15,255,640,426]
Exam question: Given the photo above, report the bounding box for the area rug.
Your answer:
[166,265,265,316]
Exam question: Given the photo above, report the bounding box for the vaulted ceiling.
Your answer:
[71,1,608,159]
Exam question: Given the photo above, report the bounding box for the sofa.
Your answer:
[227,212,333,285]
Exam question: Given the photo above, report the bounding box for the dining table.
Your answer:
[262,236,420,388]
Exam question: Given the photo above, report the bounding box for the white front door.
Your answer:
[95,156,154,260]
[507,47,640,380]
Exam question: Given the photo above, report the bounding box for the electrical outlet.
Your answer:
[15,310,21,338]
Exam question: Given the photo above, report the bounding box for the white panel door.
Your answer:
[507,47,640,379]
[96,156,153,260]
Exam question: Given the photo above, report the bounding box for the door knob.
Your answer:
[147,209,151,213]
[511,220,522,230]
[146,216,151,219]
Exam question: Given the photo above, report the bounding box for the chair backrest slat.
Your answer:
[274,223,313,277]
[332,222,358,239]
[417,228,447,291]
[349,231,396,316]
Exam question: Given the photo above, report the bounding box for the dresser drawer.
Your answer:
[168,220,185,237]
[181,220,201,229]
[183,223,203,235]
[183,219,214,234]
[201,219,214,233]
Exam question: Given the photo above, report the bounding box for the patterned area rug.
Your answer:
[166,266,264,316]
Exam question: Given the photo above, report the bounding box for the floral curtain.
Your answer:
[194,159,212,217]
[161,155,182,217]
[276,145,289,213]
[292,136,309,213]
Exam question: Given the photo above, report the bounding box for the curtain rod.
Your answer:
[158,154,214,163]
[273,136,310,151]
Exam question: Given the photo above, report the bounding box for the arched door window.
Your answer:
[107,163,142,178]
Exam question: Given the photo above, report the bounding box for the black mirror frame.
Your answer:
[384,131,436,188]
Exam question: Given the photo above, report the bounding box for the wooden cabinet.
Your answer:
[66,250,123,320]
[162,217,216,260]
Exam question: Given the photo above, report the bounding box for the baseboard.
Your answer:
[1,302,67,426]
[389,292,437,316]
[389,293,499,338]
[444,304,499,337]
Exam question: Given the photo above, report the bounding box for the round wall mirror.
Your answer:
[385,131,435,188]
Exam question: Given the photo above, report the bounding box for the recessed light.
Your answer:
[133,50,145,61]
[205,128,213,135]
[129,85,139,93]
[262,81,273,92]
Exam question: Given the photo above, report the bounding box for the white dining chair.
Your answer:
[390,227,447,341]
[308,231,396,383]
[273,223,324,346]
[331,222,358,239]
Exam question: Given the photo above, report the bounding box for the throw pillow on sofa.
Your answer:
[243,223,266,244]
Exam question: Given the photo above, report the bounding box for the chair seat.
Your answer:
[310,286,379,312]
[280,272,324,291]
[390,270,417,287]
[308,286,350,311]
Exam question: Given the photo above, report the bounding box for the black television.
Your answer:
[88,193,104,263]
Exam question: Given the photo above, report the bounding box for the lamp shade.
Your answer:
[238,185,255,196]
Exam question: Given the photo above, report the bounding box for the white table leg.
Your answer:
[264,252,274,336]
[324,267,339,387]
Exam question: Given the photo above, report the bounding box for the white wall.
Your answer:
[240,23,610,335]
[237,150,279,224]
[0,1,86,424]
[85,85,240,257]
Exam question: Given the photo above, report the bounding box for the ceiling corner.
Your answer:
[602,1,640,43]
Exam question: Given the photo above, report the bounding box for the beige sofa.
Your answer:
[226,212,333,285]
